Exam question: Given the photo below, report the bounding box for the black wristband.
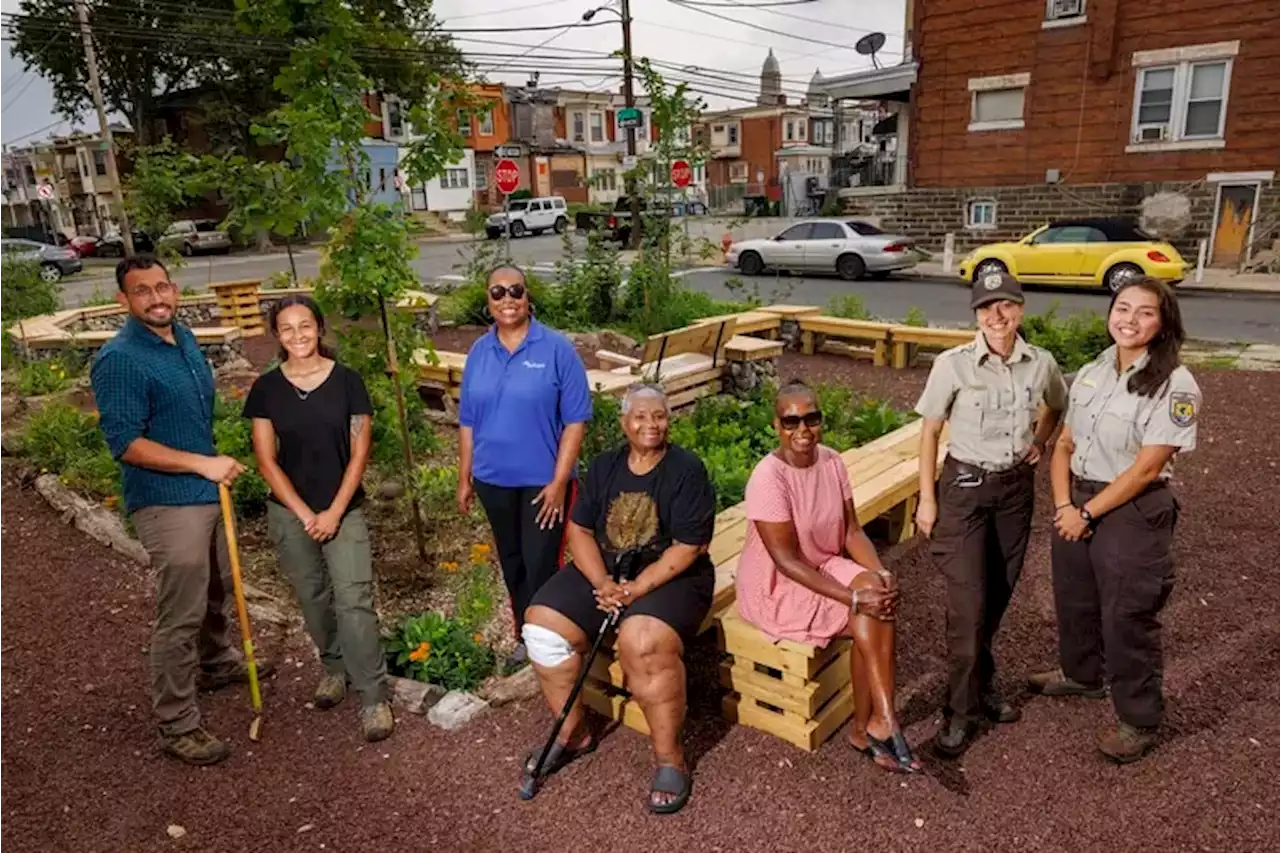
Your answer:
[1079,506,1095,525]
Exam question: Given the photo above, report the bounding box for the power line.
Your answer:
[722,0,905,37]
[2,117,68,146]
[663,0,861,52]
[445,0,577,20]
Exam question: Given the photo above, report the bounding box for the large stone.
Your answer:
[427,689,489,730]
[34,474,151,565]
[389,676,447,715]
[478,665,541,707]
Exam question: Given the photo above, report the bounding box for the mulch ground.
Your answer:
[4,367,1279,853]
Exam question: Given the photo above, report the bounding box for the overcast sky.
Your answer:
[1,0,906,147]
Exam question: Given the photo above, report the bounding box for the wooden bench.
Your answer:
[757,304,822,320]
[724,334,784,363]
[210,279,266,337]
[693,309,782,339]
[595,318,738,381]
[889,326,975,369]
[798,315,896,367]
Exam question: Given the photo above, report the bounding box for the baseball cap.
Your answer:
[971,270,1025,310]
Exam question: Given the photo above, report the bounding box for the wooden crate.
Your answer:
[581,645,651,735]
[716,608,854,751]
[210,280,266,336]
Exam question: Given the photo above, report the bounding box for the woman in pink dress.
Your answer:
[737,380,919,773]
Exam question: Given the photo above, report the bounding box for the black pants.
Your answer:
[1051,478,1178,729]
[930,458,1036,722]
[474,480,569,633]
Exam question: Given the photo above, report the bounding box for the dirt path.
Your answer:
[4,369,1280,853]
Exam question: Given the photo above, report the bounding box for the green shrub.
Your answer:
[2,259,60,324]
[581,392,625,468]
[212,393,269,515]
[903,306,928,327]
[551,230,622,328]
[411,461,474,522]
[385,610,496,691]
[454,544,499,631]
[17,357,78,397]
[1022,304,1110,372]
[827,294,874,320]
[18,403,120,501]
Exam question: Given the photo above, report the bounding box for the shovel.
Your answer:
[218,483,264,742]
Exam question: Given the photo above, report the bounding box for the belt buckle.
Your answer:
[952,462,984,488]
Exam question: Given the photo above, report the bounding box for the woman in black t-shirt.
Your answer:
[242,295,392,743]
[522,383,716,816]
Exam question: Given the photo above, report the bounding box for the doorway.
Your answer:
[1211,183,1259,267]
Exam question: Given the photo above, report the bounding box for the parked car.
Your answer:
[485,197,569,239]
[576,196,709,244]
[158,219,232,256]
[96,230,157,257]
[957,218,1188,292]
[727,219,920,281]
[0,238,83,282]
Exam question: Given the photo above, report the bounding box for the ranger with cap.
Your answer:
[914,271,1068,755]
[1030,276,1199,764]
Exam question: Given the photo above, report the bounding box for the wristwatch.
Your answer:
[1079,506,1095,526]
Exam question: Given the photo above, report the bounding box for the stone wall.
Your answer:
[70,302,220,332]
[839,181,1263,261]
[26,337,245,369]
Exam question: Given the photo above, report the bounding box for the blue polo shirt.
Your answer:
[90,317,218,513]
[459,319,593,488]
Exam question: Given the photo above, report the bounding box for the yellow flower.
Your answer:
[408,641,431,662]
[470,543,491,562]
[103,496,119,508]
[472,632,485,644]
[439,561,460,574]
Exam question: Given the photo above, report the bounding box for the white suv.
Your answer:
[486,196,569,239]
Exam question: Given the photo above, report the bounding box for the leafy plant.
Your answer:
[212,392,270,515]
[1022,304,1110,372]
[580,392,625,468]
[903,306,928,327]
[827,294,874,320]
[18,403,120,500]
[2,259,60,325]
[385,610,496,692]
[412,461,467,521]
[17,356,78,397]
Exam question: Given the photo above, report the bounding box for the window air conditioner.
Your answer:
[1135,124,1169,143]
[1049,0,1084,19]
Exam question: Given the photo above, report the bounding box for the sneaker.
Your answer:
[161,727,231,766]
[935,717,974,757]
[1097,722,1159,763]
[1027,669,1106,699]
[361,702,395,743]
[981,694,1022,724]
[314,673,347,710]
[197,659,275,692]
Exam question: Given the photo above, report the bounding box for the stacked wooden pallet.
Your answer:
[210,280,267,337]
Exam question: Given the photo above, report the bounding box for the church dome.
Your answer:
[762,49,780,75]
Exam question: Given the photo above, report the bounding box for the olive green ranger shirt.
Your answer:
[915,333,1069,471]
[1066,345,1201,483]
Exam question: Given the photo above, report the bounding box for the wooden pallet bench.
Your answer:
[889,326,975,369]
[798,315,896,367]
[693,309,783,339]
[210,279,267,337]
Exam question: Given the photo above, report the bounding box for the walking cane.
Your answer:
[218,483,265,742]
[518,547,642,801]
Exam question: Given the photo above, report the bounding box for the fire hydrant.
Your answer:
[720,232,733,261]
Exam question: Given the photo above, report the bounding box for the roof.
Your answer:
[762,49,780,75]
[1047,217,1150,240]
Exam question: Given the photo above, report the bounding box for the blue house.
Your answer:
[326,140,403,208]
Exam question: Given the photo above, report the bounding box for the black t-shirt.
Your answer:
[570,443,717,580]
[242,362,374,514]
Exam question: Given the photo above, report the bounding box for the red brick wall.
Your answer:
[741,115,781,186]
[912,0,1280,187]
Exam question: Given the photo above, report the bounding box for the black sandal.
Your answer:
[648,764,692,815]
[866,730,920,774]
[523,736,597,779]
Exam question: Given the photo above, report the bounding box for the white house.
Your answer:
[383,95,476,220]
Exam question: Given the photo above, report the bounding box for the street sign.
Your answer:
[621,155,638,170]
[670,160,693,188]
[495,144,523,158]
[37,184,54,200]
[494,158,520,195]
[617,107,643,129]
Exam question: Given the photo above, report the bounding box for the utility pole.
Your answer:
[620,0,642,250]
[74,0,134,255]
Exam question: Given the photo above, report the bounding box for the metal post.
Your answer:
[943,232,955,274]
[1196,238,1207,283]
[621,0,641,250]
[74,0,134,255]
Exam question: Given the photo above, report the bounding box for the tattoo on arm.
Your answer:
[350,414,367,437]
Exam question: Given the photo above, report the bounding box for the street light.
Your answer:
[581,3,621,22]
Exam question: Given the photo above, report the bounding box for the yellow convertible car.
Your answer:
[957,218,1189,292]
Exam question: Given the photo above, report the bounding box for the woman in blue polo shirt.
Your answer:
[457,265,593,669]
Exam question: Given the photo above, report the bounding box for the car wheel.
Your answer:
[739,251,764,276]
[1105,262,1143,292]
[486,228,500,240]
[39,263,62,283]
[973,259,1007,281]
[511,221,527,238]
[553,217,567,234]
[837,253,866,281]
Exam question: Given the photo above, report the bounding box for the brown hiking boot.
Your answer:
[161,727,231,766]
[1097,723,1159,763]
[361,702,395,743]
[1027,669,1106,699]
[197,659,275,692]
[313,673,347,710]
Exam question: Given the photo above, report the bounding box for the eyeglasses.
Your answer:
[127,280,177,301]
[488,284,526,301]
[779,411,823,430]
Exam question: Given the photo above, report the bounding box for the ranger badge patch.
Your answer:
[983,273,1003,290]
[1169,391,1197,427]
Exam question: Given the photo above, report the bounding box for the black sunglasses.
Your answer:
[488,284,526,301]
[780,411,823,430]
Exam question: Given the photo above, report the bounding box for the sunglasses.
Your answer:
[488,284,526,301]
[779,411,823,430]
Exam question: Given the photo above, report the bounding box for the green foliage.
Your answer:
[17,403,120,501]
[1022,304,1111,372]
[17,356,80,397]
[366,370,441,470]
[551,230,622,328]
[411,461,474,521]
[201,156,318,248]
[903,306,928,327]
[385,610,496,692]
[580,392,625,468]
[81,285,119,308]
[820,194,844,217]
[827,294,874,320]
[2,259,60,324]
[123,138,202,240]
[212,393,269,515]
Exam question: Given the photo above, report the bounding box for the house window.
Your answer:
[571,111,585,143]
[477,110,494,136]
[1044,0,1085,25]
[442,168,469,190]
[78,151,91,179]
[593,169,617,192]
[475,167,488,190]
[728,162,748,182]
[727,125,739,144]
[1131,60,1230,146]
[93,150,108,176]
[797,121,807,141]
[589,112,604,143]
[966,199,997,230]
[457,109,471,137]
[387,100,404,138]
[968,74,1030,131]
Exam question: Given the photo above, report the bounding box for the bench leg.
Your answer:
[873,340,887,368]
[891,341,908,369]
[887,495,918,543]
[801,330,815,356]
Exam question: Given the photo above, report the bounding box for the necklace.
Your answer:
[283,360,330,401]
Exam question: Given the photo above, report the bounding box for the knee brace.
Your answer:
[522,623,574,667]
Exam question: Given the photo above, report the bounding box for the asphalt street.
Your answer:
[63,233,1280,344]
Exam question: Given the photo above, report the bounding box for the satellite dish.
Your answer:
[855,32,887,69]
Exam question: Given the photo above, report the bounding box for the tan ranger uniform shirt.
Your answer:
[1066,346,1200,482]
[915,333,1068,471]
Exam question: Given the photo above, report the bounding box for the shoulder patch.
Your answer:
[1169,391,1198,427]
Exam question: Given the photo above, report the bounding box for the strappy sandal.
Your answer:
[866,730,921,774]
[648,764,692,815]
[523,736,597,779]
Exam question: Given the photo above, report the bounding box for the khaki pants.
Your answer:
[132,504,238,737]
[267,503,388,705]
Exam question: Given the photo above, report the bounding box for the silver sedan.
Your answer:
[726,219,921,281]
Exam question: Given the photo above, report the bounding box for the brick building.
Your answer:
[824,0,1280,267]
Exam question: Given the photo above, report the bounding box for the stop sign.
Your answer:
[670,159,693,188]
[494,158,520,195]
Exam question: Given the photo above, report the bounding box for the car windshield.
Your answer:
[194,221,220,232]
[846,221,884,236]
[507,201,529,212]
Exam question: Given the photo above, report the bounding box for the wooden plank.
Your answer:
[631,353,716,382]
[662,367,725,396]
[638,318,738,368]
[724,335,783,362]
[694,310,780,337]
[890,326,974,348]
[596,350,641,370]
[587,650,626,688]
[757,304,821,318]
[582,682,651,735]
[798,316,895,339]
[667,380,721,410]
[721,643,851,718]
[722,682,854,751]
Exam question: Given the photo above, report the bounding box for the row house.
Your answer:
[822,0,1279,267]
[701,103,835,214]
[2,126,134,240]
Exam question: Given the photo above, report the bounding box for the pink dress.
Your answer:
[736,445,868,646]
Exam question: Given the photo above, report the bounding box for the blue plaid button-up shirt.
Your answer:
[90,316,218,513]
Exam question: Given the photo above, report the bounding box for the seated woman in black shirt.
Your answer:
[242,295,393,743]
[522,383,716,815]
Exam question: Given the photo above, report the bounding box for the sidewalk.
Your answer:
[900,260,1280,294]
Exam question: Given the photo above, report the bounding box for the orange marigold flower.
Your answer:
[408,641,431,662]
[440,561,460,574]
[472,632,485,644]
[470,543,491,560]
